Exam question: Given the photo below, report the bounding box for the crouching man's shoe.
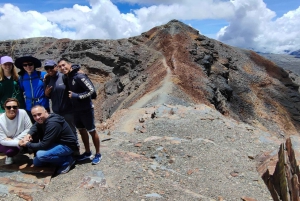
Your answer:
[57,157,75,175]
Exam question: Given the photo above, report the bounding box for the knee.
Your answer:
[6,147,19,157]
[33,157,43,167]
[35,150,47,161]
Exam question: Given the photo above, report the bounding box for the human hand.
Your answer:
[4,138,12,141]
[45,85,53,97]
[18,139,27,147]
[68,91,73,98]
[23,134,32,142]
[43,73,49,82]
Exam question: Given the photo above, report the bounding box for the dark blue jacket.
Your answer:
[44,72,73,115]
[65,65,94,112]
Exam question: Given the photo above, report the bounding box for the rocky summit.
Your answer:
[0,20,300,200]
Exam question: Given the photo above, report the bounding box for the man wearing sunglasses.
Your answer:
[0,98,32,164]
[43,60,79,150]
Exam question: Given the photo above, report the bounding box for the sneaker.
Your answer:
[92,153,102,165]
[5,157,13,165]
[57,157,75,175]
[77,152,93,161]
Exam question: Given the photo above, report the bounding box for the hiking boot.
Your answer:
[92,153,102,165]
[77,152,93,161]
[5,157,13,165]
[57,157,75,175]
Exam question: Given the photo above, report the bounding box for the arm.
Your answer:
[26,122,62,150]
[14,111,33,141]
[69,75,95,99]
[27,122,39,136]
[18,119,38,147]
[0,126,20,147]
[0,124,8,146]
[43,76,52,98]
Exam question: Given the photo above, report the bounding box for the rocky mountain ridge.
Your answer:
[1,20,299,137]
[0,19,300,200]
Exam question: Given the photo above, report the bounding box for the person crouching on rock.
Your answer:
[18,105,78,174]
[0,98,32,165]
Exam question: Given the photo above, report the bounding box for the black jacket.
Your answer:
[64,64,94,112]
[26,113,78,150]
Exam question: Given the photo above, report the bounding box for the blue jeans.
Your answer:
[33,144,73,167]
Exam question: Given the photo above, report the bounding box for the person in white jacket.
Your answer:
[0,98,32,164]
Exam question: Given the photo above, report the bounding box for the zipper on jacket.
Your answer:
[29,75,34,106]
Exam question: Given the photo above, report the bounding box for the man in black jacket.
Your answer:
[19,105,78,174]
[58,58,101,165]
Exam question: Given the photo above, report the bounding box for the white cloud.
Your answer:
[217,0,300,53]
[0,4,75,40]
[0,0,299,53]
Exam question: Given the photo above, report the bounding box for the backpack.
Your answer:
[62,74,97,99]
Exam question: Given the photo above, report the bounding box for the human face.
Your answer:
[58,60,72,75]
[45,65,58,77]
[5,101,19,120]
[31,106,49,124]
[22,62,34,74]
[1,62,13,74]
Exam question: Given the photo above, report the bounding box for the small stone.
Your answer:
[241,196,258,201]
[230,171,239,177]
[134,143,142,147]
[248,154,255,159]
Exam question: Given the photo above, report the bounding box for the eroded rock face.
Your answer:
[257,136,300,201]
[0,19,299,137]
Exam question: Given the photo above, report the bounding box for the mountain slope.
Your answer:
[1,19,300,200]
[1,20,299,137]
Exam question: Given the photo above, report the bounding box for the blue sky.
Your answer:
[0,0,299,53]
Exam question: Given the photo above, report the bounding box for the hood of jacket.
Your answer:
[44,113,65,125]
[69,64,80,76]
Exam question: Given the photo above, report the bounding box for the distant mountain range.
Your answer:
[290,49,300,58]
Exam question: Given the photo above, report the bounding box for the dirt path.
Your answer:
[116,57,173,133]
[130,57,173,109]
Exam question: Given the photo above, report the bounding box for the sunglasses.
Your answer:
[44,66,55,70]
[23,63,34,67]
[5,105,18,110]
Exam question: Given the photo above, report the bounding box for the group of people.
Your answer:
[0,55,101,174]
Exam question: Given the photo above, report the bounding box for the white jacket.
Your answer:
[0,109,32,147]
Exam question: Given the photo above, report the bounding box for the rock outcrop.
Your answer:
[257,136,300,201]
